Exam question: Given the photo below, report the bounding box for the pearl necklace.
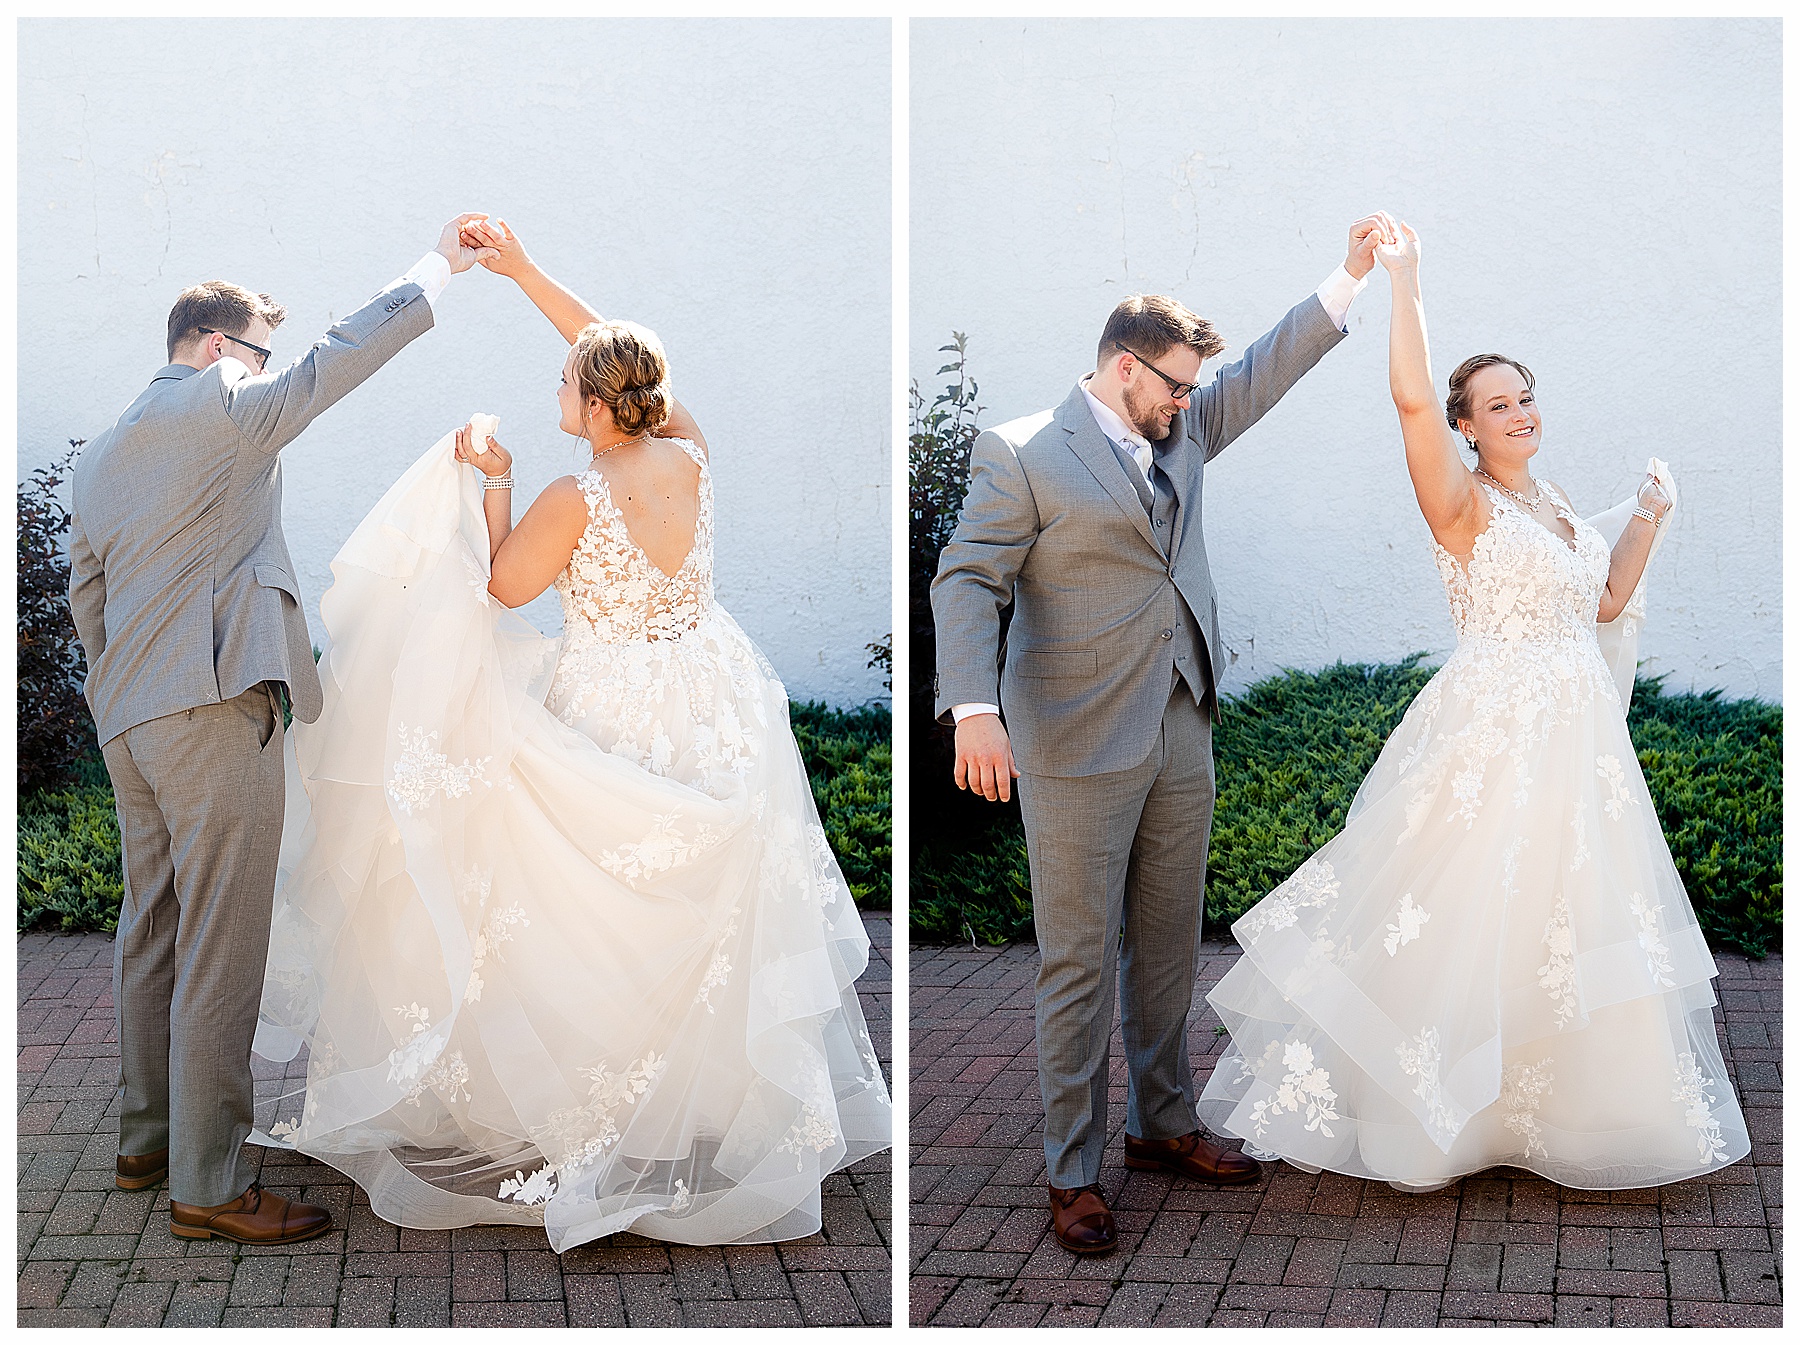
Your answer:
[1477,467,1542,511]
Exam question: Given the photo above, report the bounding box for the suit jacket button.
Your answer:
[1160,628,1173,640]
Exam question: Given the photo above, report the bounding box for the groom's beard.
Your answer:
[1122,380,1175,442]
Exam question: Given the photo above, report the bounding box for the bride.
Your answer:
[253,220,891,1249]
[1196,219,1750,1191]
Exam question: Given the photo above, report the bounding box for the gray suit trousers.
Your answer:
[102,683,286,1206]
[1019,684,1216,1189]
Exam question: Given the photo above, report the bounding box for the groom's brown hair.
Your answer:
[1097,294,1225,367]
[166,282,288,361]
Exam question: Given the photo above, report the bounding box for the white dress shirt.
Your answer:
[400,250,453,308]
[950,266,1366,726]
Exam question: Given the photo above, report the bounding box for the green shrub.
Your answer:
[18,443,97,794]
[1625,677,1781,958]
[18,777,123,934]
[791,700,893,910]
[912,660,1781,959]
[17,702,893,935]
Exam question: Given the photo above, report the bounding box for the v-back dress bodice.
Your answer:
[553,436,715,647]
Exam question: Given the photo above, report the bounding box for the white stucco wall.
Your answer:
[21,18,891,706]
[913,18,1780,702]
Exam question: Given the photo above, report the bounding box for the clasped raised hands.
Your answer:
[459,217,533,280]
[434,213,501,274]
[1345,212,1401,279]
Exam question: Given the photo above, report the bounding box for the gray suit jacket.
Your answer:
[931,292,1346,777]
[69,279,434,746]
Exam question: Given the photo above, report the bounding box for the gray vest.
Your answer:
[1105,435,1213,710]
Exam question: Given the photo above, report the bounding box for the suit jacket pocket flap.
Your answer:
[1012,648,1100,679]
[253,564,300,600]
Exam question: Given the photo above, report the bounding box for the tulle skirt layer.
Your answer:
[1196,639,1750,1190]
[253,435,890,1249]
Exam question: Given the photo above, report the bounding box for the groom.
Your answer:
[931,215,1392,1254]
[67,213,496,1245]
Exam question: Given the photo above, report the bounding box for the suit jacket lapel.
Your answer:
[1153,428,1191,562]
[1058,385,1159,553]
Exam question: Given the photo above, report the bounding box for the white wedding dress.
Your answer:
[1196,477,1750,1190]
[252,431,891,1249]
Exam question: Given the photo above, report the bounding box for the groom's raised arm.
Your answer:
[930,428,1042,722]
[1186,289,1347,465]
[1188,214,1389,463]
[225,215,496,453]
[223,271,437,453]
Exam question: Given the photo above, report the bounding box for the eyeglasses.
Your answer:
[1113,343,1198,400]
[198,328,272,370]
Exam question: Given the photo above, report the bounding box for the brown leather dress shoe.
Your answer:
[1048,1183,1118,1255]
[115,1148,169,1191]
[169,1183,333,1246]
[1124,1130,1262,1184]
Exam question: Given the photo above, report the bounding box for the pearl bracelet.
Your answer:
[482,473,514,492]
[1632,506,1661,527]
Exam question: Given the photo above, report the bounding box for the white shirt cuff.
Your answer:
[400,250,453,309]
[1315,264,1368,333]
[951,702,1001,723]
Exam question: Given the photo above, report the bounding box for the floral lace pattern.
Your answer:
[1240,857,1341,941]
[695,906,741,1012]
[1597,754,1638,820]
[465,904,528,1004]
[527,1050,668,1175]
[1538,891,1578,1029]
[1383,894,1430,956]
[1501,1059,1555,1159]
[1406,484,1617,833]
[1396,1027,1462,1141]
[1246,1040,1341,1139]
[1628,893,1677,987]
[1672,1053,1727,1163]
[387,724,493,815]
[1568,799,1589,873]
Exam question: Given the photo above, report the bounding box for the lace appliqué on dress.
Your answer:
[387,724,493,815]
[1597,754,1639,821]
[1396,1027,1462,1141]
[1383,894,1430,956]
[1241,857,1341,941]
[1246,1040,1341,1140]
[1628,893,1677,987]
[1671,1053,1727,1164]
[1538,891,1578,1029]
[1407,487,1617,833]
[1501,1059,1555,1160]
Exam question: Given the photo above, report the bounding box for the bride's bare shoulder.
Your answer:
[527,474,593,520]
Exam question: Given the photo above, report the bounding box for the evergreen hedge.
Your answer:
[912,659,1781,959]
[17,701,892,935]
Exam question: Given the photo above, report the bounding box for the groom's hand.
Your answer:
[435,212,501,274]
[954,713,1019,803]
[1344,212,1399,280]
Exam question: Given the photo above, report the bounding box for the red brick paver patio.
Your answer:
[18,917,892,1327]
[910,937,1781,1328]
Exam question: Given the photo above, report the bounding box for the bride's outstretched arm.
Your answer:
[1381,225,1484,555]
[464,219,708,453]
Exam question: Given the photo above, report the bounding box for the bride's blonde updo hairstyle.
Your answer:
[571,319,671,436]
